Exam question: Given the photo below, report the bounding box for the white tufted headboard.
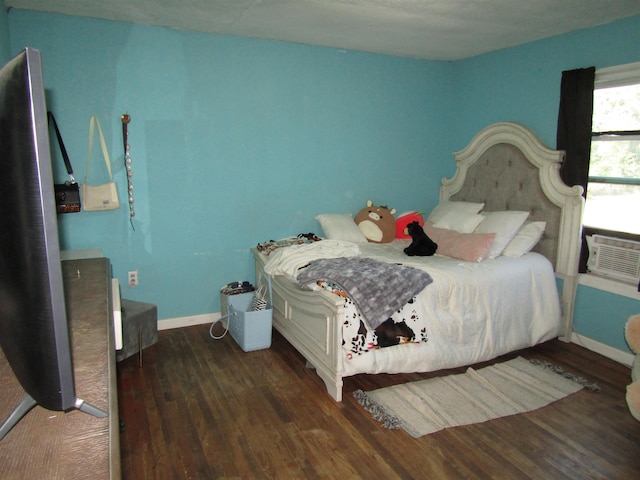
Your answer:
[439,122,584,339]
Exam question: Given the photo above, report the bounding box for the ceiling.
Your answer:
[6,0,640,60]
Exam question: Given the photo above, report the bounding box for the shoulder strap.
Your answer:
[47,111,76,183]
[85,115,114,184]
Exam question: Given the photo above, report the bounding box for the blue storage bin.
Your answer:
[226,274,272,352]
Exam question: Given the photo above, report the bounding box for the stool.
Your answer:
[116,299,158,366]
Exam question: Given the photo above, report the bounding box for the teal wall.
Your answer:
[574,286,638,352]
[450,15,640,151]
[7,9,640,354]
[8,10,453,320]
[0,1,9,62]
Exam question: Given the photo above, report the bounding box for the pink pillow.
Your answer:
[424,221,496,262]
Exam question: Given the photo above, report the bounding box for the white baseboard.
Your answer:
[571,332,634,367]
[158,312,220,331]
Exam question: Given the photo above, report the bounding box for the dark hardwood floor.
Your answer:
[117,324,640,479]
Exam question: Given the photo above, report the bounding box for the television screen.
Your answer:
[0,48,106,442]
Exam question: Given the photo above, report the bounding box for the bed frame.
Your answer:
[252,122,584,401]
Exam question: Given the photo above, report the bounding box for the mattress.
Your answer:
[264,239,561,378]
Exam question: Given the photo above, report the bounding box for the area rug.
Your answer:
[353,356,598,438]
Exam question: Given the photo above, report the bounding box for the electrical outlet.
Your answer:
[128,270,138,286]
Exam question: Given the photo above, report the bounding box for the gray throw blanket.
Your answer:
[296,257,433,330]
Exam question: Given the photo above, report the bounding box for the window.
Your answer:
[584,63,640,236]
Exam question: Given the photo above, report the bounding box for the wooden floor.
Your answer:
[117,325,640,479]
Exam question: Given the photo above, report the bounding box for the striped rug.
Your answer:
[354,356,594,438]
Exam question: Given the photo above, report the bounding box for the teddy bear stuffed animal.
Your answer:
[404,221,437,256]
[625,314,640,421]
[354,200,397,243]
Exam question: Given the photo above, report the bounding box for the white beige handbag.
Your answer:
[81,115,120,211]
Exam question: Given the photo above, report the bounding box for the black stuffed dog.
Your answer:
[404,221,437,256]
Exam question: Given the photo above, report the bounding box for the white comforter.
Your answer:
[262,238,561,378]
[263,239,360,279]
[343,240,561,377]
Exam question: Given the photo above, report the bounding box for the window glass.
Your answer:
[590,138,640,178]
[592,84,640,131]
[583,183,640,234]
[585,79,640,235]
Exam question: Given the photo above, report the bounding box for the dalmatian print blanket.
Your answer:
[317,280,431,359]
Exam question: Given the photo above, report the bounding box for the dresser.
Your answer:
[0,257,120,479]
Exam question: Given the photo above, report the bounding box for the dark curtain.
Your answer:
[557,67,596,190]
[556,67,595,273]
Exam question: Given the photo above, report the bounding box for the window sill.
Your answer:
[577,273,640,300]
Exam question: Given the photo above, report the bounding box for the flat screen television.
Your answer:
[0,47,107,442]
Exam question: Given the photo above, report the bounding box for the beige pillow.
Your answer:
[474,211,529,258]
[502,221,546,257]
[433,210,485,233]
[427,200,485,224]
[315,214,368,243]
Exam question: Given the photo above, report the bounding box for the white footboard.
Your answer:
[252,248,346,401]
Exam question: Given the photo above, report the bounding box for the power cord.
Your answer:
[209,313,230,340]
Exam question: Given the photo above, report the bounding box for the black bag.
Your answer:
[54,182,81,214]
[48,111,81,213]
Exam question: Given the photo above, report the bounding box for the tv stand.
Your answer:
[75,397,109,417]
[0,257,120,479]
[0,393,109,442]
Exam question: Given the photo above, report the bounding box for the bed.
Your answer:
[252,122,584,401]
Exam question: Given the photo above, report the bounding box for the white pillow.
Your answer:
[474,211,529,258]
[315,214,368,243]
[502,221,547,257]
[427,200,485,224]
[433,210,485,233]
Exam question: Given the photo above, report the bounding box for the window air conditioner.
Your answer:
[587,235,640,284]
